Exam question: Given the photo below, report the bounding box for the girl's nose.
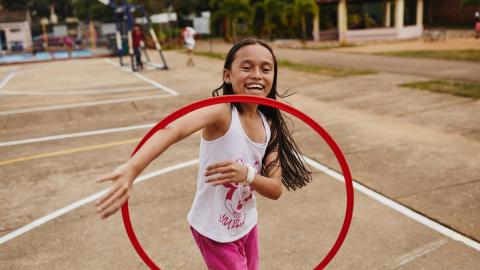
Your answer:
[251,67,261,78]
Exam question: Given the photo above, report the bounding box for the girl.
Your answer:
[96,38,311,270]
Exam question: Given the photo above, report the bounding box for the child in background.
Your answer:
[132,25,145,70]
[183,26,196,66]
[96,37,311,270]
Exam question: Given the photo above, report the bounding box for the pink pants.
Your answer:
[190,226,259,270]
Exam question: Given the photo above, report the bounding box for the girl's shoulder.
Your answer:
[209,103,231,117]
[205,102,231,126]
[202,103,232,140]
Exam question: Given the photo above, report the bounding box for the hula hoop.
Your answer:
[121,95,354,270]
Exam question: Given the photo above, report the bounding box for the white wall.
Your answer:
[0,21,32,51]
[398,25,423,39]
[345,25,423,42]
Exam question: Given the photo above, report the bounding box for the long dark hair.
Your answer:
[212,37,311,190]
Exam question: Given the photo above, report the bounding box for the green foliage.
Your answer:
[292,0,318,40]
[71,0,114,21]
[377,50,480,62]
[260,0,289,39]
[210,0,252,41]
[1,0,50,21]
[400,80,480,99]
[461,0,480,7]
[0,0,322,40]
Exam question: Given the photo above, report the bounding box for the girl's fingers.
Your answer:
[96,171,120,183]
[204,166,231,176]
[96,183,128,212]
[205,172,234,183]
[206,160,232,171]
[101,192,129,219]
[95,182,121,208]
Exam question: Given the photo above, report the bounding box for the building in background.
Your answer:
[316,0,477,42]
[317,0,425,42]
[0,9,32,53]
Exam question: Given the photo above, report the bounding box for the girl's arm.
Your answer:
[96,103,229,219]
[205,150,282,200]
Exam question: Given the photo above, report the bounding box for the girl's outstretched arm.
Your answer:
[205,149,282,200]
[96,103,229,219]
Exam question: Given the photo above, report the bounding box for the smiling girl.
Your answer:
[96,38,311,270]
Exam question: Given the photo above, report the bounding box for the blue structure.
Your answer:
[98,0,169,71]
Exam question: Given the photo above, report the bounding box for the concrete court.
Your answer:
[0,48,479,269]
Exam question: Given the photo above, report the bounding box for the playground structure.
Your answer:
[98,0,169,71]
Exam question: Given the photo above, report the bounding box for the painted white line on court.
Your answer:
[390,238,448,269]
[0,123,155,147]
[303,156,480,252]
[0,86,158,96]
[105,59,178,96]
[0,94,170,116]
[0,70,16,90]
[146,62,166,69]
[0,159,198,245]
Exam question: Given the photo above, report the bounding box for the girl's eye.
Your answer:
[263,68,272,72]
[241,66,251,70]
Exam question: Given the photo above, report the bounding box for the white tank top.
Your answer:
[187,105,271,243]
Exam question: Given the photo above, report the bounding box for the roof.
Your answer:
[0,10,29,23]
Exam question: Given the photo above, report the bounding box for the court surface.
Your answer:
[0,49,479,269]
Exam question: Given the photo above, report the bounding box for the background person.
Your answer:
[183,26,197,66]
[132,25,145,70]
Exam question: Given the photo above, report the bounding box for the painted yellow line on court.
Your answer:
[0,138,140,166]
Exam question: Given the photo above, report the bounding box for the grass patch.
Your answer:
[400,80,480,99]
[283,42,357,51]
[377,50,480,62]
[196,51,375,77]
[277,59,375,77]
[195,51,227,60]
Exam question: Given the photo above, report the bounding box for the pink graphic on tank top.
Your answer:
[218,157,260,230]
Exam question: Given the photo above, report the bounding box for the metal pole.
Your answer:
[114,12,125,66]
[125,4,136,72]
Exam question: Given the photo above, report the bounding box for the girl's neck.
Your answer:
[238,104,259,118]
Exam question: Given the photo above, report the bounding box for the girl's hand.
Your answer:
[205,160,248,186]
[95,163,137,219]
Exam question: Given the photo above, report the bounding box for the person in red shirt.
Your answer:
[132,25,145,70]
[63,35,74,58]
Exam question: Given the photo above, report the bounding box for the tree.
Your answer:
[262,0,288,40]
[252,1,265,37]
[292,0,318,40]
[71,0,113,22]
[1,0,50,21]
[210,0,251,42]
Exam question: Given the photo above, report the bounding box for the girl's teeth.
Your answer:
[247,84,262,89]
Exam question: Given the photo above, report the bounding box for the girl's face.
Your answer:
[223,44,275,97]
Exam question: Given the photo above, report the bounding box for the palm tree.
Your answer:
[252,2,265,37]
[210,0,252,42]
[292,0,318,40]
[255,0,288,40]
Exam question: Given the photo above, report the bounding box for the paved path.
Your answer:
[196,40,480,82]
